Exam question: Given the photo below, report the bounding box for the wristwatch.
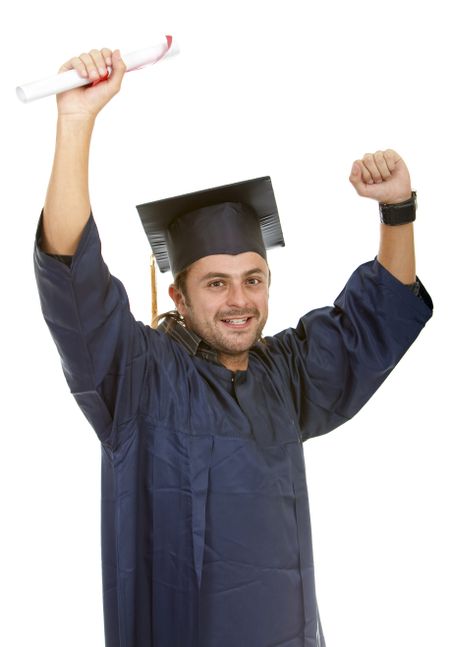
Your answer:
[379,191,417,226]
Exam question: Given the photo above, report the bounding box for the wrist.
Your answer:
[379,191,417,226]
[383,192,412,205]
[56,114,96,147]
[57,113,96,128]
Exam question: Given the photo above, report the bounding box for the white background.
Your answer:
[2,1,449,645]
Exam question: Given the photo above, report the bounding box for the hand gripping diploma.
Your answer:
[56,48,126,118]
[17,38,176,102]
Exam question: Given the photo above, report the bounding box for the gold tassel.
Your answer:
[150,254,158,328]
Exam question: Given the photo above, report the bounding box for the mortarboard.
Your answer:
[136,176,285,276]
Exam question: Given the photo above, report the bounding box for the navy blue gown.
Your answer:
[34,215,432,647]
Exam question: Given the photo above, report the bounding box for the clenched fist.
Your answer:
[349,149,412,205]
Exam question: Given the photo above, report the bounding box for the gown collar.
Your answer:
[158,316,220,363]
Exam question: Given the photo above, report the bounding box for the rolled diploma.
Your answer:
[16,36,178,103]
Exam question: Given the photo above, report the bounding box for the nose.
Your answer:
[226,282,248,309]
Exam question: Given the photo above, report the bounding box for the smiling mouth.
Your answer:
[220,316,253,328]
[224,318,248,324]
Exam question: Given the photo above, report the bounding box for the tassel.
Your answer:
[150,254,158,328]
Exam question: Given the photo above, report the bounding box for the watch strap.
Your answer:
[379,191,417,226]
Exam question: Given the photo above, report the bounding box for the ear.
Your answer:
[169,284,188,317]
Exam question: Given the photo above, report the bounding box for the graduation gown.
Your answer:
[34,215,432,647]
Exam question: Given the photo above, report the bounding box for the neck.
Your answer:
[218,351,249,372]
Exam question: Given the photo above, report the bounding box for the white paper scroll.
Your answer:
[16,35,179,103]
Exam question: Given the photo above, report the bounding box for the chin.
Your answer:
[219,330,263,353]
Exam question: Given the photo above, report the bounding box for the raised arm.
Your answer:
[349,149,416,284]
[35,49,150,448]
[270,149,432,442]
[42,48,126,254]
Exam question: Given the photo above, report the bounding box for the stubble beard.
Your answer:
[184,306,267,358]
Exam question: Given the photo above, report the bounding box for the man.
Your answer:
[35,48,432,647]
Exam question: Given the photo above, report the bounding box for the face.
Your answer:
[169,252,270,371]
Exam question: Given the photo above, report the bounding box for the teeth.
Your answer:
[226,318,247,324]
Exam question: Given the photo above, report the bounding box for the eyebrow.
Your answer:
[200,268,266,281]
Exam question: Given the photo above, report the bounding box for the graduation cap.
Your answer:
[135,176,285,324]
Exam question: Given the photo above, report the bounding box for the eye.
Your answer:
[207,280,225,288]
[246,277,262,286]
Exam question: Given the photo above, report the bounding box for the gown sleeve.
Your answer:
[271,259,433,441]
[34,212,152,449]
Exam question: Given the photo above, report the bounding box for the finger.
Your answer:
[384,148,401,173]
[349,161,371,197]
[88,48,108,78]
[79,52,102,81]
[88,49,111,88]
[374,150,392,180]
[349,160,362,181]
[107,50,127,90]
[59,56,88,77]
[101,48,113,68]
[360,158,375,184]
[362,153,383,184]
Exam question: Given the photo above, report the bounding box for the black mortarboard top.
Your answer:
[136,176,285,275]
